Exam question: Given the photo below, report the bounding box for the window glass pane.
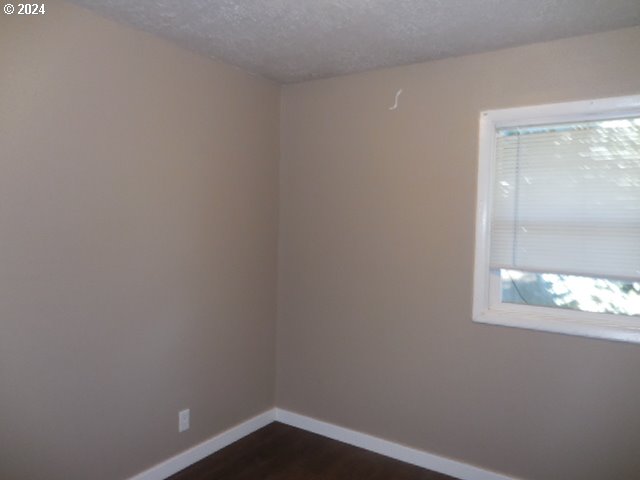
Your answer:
[500,269,640,316]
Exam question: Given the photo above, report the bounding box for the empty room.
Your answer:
[2,1,640,479]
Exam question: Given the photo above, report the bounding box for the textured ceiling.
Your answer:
[68,0,640,83]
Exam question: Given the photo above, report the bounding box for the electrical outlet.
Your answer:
[178,409,190,433]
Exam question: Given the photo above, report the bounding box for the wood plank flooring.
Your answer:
[168,422,459,480]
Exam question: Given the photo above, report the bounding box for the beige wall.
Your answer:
[277,27,640,480]
[0,2,279,479]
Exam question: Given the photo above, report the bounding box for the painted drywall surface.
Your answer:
[0,2,279,479]
[277,27,640,480]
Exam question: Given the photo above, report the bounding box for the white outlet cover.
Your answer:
[178,409,190,433]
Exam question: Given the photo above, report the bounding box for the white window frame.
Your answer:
[473,94,640,344]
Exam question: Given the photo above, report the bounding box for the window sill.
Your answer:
[474,307,640,344]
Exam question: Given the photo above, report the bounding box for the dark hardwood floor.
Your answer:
[168,422,459,480]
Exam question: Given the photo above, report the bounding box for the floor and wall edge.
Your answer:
[127,407,521,480]
[127,409,276,480]
[275,409,520,480]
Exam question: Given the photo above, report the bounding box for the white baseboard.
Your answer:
[127,409,276,480]
[275,408,519,480]
[128,407,519,480]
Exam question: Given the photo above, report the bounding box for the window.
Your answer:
[473,95,640,343]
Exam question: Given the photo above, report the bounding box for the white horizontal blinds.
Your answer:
[490,117,640,280]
